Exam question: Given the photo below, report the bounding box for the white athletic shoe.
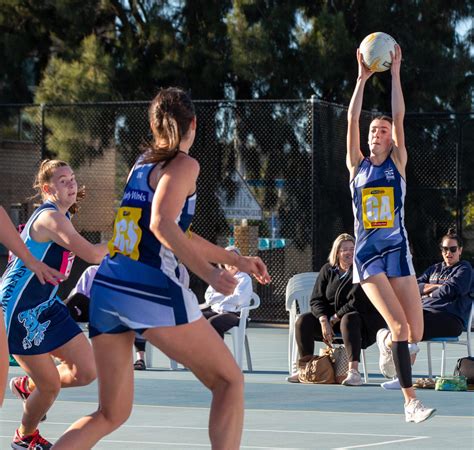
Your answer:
[381,377,401,390]
[342,369,363,386]
[376,329,396,379]
[404,399,436,423]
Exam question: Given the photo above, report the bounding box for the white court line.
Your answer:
[333,436,430,449]
[4,398,472,419]
[0,432,429,450]
[0,436,292,449]
[0,420,427,439]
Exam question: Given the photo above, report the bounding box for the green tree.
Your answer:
[35,34,115,165]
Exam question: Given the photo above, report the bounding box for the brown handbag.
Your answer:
[297,354,336,384]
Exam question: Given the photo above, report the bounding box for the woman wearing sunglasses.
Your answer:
[378,227,473,389]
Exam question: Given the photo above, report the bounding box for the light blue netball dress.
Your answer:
[1,202,81,355]
[350,154,415,283]
[89,156,202,337]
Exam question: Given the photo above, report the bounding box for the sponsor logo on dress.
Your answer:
[123,189,148,203]
[384,167,395,182]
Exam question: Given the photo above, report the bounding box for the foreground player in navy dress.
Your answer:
[1,160,108,448]
[346,45,435,422]
[53,88,270,450]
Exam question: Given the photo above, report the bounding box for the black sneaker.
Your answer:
[11,428,52,449]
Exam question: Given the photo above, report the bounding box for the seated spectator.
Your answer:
[200,246,253,338]
[288,233,386,386]
[378,228,473,389]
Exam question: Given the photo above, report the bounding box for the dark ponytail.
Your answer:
[143,87,195,164]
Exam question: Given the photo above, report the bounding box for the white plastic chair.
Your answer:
[425,301,473,377]
[229,292,260,371]
[285,272,319,374]
[162,292,261,372]
[144,342,177,370]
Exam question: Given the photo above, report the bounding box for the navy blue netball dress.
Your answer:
[89,157,202,337]
[350,155,415,283]
[1,202,81,355]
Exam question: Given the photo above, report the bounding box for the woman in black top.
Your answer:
[288,233,385,385]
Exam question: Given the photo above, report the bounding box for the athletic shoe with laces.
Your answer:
[10,376,47,422]
[341,369,363,386]
[376,329,396,379]
[404,399,436,423]
[11,428,52,449]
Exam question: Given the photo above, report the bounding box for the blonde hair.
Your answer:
[327,233,355,266]
[143,87,195,165]
[33,159,84,214]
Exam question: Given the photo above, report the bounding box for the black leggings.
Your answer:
[134,337,146,352]
[202,307,240,338]
[295,311,371,362]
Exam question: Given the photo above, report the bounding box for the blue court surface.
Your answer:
[1,326,473,449]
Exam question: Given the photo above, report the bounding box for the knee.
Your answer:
[35,375,61,398]
[100,403,132,431]
[341,312,361,329]
[389,321,408,340]
[75,365,97,386]
[409,329,423,344]
[211,366,244,396]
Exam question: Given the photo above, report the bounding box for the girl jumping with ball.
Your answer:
[346,44,435,423]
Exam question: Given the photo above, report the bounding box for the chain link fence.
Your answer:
[0,100,473,323]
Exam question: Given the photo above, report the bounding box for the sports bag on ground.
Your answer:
[453,356,474,386]
[297,354,335,384]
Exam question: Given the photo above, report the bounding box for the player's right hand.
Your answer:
[26,260,66,285]
[357,48,375,81]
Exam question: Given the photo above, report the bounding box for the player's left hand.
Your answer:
[390,44,402,76]
[236,256,271,285]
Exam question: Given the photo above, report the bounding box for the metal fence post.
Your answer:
[310,94,318,272]
[40,103,46,160]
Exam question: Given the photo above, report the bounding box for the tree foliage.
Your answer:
[35,34,115,165]
[0,0,471,108]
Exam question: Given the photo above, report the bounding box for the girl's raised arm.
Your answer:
[390,45,407,172]
[347,49,374,178]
